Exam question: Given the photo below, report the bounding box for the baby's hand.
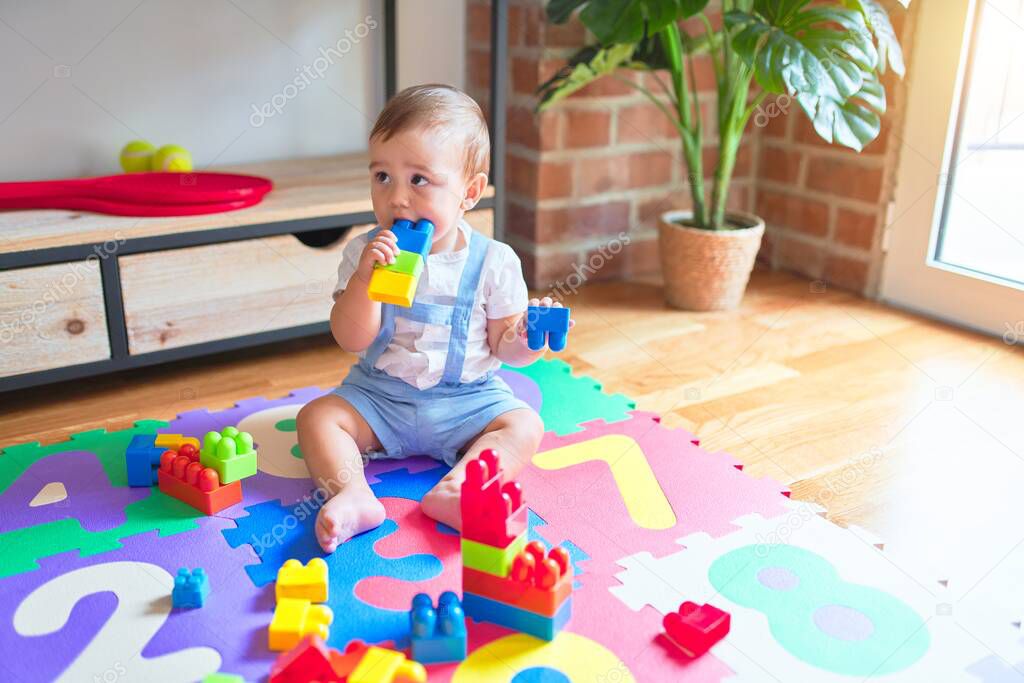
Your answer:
[356,229,399,283]
[516,297,575,350]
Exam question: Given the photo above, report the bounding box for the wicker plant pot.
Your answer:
[657,210,765,311]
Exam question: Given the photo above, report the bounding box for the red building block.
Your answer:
[462,541,572,616]
[460,449,527,548]
[157,448,241,515]
[270,635,342,683]
[662,602,730,658]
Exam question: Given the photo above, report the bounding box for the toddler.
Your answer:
[296,84,572,553]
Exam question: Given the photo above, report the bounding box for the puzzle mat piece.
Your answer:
[355,496,460,614]
[521,411,791,563]
[496,368,543,413]
[0,486,205,579]
[31,481,68,506]
[610,503,994,682]
[221,495,441,647]
[501,359,636,436]
[0,450,147,533]
[1,419,167,491]
[0,515,273,682]
[966,652,1024,682]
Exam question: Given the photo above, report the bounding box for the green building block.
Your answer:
[374,250,424,278]
[202,674,245,683]
[200,426,257,484]
[461,534,527,577]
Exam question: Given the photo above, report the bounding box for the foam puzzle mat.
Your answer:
[0,359,1016,681]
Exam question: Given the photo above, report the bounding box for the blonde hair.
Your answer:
[370,83,490,181]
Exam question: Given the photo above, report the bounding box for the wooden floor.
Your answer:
[3,267,1022,581]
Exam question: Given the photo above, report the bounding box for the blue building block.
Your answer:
[391,219,435,260]
[463,591,571,641]
[172,567,210,608]
[409,591,467,664]
[125,433,165,487]
[526,305,571,352]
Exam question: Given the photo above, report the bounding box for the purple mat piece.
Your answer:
[497,368,543,414]
[0,450,148,533]
[0,516,273,682]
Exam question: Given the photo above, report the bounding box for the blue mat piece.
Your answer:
[370,464,449,501]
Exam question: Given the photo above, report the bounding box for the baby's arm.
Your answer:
[330,230,401,352]
[487,297,574,367]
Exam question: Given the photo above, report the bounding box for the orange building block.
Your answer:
[156,449,242,515]
[462,541,572,616]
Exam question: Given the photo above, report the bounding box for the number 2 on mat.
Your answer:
[13,561,221,683]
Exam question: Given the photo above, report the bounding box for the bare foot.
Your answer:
[315,485,386,553]
[421,477,462,532]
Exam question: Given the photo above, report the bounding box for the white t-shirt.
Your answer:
[334,219,529,390]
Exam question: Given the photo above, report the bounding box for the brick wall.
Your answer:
[466,0,916,297]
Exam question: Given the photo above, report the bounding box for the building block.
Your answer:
[408,591,467,664]
[200,426,257,484]
[269,598,334,651]
[375,249,424,279]
[270,635,344,683]
[155,433,201,450]
[368,269,418,307]
[391,218,435,259]
[662,601,730,658]
[461,534,527,577]
[461,541,572,616]
[202,674,244,683]
[526,305,571,352]
[460,448,528,548]
[172,567,210,608]
[124,433,166,487]
[157,448,242,515]
[276,557,329,602]
[346,641,428,683]
[462,591,571,641]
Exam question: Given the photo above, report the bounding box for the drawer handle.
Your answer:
[65,318,85,335]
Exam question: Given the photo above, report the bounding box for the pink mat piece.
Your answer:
[354,497,460,610]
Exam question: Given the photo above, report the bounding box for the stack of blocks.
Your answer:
[269,558,333,651]
[367,219,434,307]
[408,592,467,664]
[459,449,573,641]
[125,433,199,486]
[139,426,257,516]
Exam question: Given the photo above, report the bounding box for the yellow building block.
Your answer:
[268,598,333,651]
[276,558,328,602]
[348,645,427,683]
[368,269,417,307]
[154,433,201,450]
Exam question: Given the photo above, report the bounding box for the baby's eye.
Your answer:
[374,171,390,184]
[411,173,429,187]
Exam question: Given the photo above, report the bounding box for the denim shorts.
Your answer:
[332,363,532,467]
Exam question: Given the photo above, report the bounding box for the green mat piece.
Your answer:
[0,420,205,579]
[0,419,168,492]
[503,358,636,436]
[0,489,203,579]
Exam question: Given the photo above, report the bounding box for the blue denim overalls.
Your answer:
[333,225,531,467]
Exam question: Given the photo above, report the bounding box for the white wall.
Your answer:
[0,0,465,182]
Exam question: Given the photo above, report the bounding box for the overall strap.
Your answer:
[439,230,490,385]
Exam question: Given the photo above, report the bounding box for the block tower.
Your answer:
[459,449,573,640]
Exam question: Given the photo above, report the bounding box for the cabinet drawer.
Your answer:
[0,260,110,377]
[120,226,374,354]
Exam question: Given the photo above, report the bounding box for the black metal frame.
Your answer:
[0,0,509,393]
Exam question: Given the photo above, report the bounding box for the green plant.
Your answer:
[538,0,908,230]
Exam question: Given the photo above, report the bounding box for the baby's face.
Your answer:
[369,126,477,251]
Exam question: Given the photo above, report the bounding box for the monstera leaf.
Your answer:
[846,0,906,75]
[726,0,884,150]
[546,0,710,45]
[537,43,637,111]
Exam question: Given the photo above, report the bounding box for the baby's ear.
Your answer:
[462,171,488,209]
